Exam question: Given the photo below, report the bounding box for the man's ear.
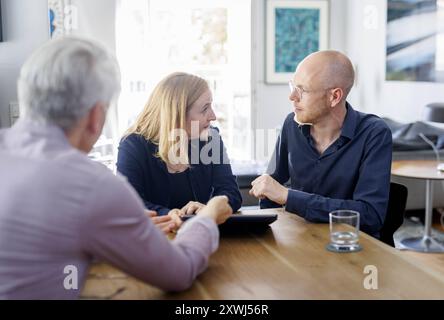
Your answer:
[330,88,344,108]
[86,102,106,136]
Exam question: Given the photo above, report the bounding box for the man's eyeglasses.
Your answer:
[289,81,335,100]
[288,81,309,100]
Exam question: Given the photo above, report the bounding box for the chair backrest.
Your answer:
[424,102,444,123]
[380,182,408,247]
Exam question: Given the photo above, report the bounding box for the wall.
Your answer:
[67,0,118,164]
[0,0,49,128]
[69,0,116,53]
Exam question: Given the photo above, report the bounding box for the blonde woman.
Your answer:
[117,72,242,216]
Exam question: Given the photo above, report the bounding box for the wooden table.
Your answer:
[81,209,444,299]
[392,160,444,252]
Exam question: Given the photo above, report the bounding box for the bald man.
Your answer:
[249,51,392,237]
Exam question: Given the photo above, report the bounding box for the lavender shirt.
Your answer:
[0,119,219,299]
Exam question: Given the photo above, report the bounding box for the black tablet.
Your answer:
[181,210,278,230]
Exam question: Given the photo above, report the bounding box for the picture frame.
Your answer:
[266,0,329,84]
[0,2,3,42]
[48,0,72,39]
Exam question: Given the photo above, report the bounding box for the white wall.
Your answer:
[0,0,49,128]
[69,0,116,53]
[68,0,118,156]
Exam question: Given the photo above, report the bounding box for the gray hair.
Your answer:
[18,36,121,131]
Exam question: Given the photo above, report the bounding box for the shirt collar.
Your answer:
[340,102,357,140]
[299,122,311,138]
[8,117,71,147]
[299,102,358,141]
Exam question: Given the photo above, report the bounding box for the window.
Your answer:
[115,0,252,162]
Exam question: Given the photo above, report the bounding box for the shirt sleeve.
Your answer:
[116,136,170,215]
[260,118,290,209]
[285,124,393,236]
[80,172,219,292]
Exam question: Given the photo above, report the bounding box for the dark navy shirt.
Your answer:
[117,128,242,215]
[167,169,194,209]
[261,103,392,237]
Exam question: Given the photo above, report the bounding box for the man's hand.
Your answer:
[145,210,182,234]
[249,174,288,205]
[197,196,232,225]
[180,201,205,216]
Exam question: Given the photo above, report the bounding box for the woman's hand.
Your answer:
[180,201,206,216]
[145,210,182,234]
[167,209,184,228]
[196,196,233,225]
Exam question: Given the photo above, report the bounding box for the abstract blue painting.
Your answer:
[275,8,320,73]
[266,0,329,83]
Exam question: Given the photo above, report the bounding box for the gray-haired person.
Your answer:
[0,37,232,299]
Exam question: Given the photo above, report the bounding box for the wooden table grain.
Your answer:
[81,209,444,300]
[391,160,444,180]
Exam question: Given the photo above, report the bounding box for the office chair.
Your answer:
[424,103,444,123]
[380,182,408,247]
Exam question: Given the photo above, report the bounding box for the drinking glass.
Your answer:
[327,210,362,252]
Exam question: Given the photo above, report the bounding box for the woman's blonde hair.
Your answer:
[125,72,209,165]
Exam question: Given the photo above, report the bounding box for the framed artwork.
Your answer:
[266,0,329,84]
[386,0,444,82]
[0,1,3,42]
[48,0,72,39]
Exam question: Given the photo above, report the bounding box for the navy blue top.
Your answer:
[261,103,392,237]
[117,128,242,215]
[167,169,194,209]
